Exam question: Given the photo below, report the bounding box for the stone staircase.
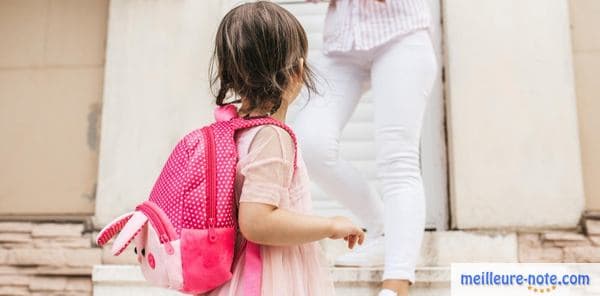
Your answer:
[92,265,450,296]
[5,219,600,295]
[92,231,519,295]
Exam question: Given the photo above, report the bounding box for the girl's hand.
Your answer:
[328,216,365,249]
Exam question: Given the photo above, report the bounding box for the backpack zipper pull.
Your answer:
[161,234,175,255]
[208,218,217,242]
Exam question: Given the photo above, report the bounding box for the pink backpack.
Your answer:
[96,104,297,295]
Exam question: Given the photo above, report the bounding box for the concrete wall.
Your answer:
[444,0,584,229]
[94,0,224,226]
[570,0,600,211]
[0,0,108,216]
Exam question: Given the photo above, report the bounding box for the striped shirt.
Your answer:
[310,0,432,53]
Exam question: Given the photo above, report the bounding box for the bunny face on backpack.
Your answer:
[95,105,298,295]
[118,210,184,288]
[96,208,187,290]
[96,188,237,294]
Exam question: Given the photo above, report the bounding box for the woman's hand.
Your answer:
[328,216,365,249]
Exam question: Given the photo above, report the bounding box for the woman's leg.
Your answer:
[370,30,438,286]
[292,51,385,236]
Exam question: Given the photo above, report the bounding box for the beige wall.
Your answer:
[570,0,600,211]
[444,0,584,229]
[0,0,108,216]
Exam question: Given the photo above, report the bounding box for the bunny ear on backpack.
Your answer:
[110,211,148,256]
[96,211,148,256]
[96,211,135,246]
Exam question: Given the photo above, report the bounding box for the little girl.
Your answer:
[207,2,365,295]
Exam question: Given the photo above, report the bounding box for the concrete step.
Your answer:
[92,265,450,296]
[320,231,518,267]
[333,266,450,296]
[93,231,518,295]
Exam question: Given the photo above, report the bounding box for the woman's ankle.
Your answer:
[382,279,410,296]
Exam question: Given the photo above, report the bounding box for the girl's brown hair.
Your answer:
[210,1,317,115]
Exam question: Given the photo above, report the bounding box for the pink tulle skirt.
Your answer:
[208,241,335,296]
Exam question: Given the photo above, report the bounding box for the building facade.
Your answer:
[0,0,599,295]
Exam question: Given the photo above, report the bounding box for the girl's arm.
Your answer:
[239,202,364,247]
[237,126,364,248]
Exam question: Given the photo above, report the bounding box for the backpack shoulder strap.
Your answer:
[229,116,298,168]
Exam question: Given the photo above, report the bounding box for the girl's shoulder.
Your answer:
[237,125,295,164]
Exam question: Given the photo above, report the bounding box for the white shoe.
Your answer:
[334,235,385,267]
[378,289,398,296]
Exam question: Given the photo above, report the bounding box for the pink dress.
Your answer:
[208,125,335,296]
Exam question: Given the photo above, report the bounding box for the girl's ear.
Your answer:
[295,58,305,81]
[110,211,148,256]
[96,211,135,246]
[298,58,304,74]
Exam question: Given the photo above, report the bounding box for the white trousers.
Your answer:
[292,30,437,282]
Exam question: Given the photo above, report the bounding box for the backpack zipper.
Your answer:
[136,202,175,255]
[202,127,218,242]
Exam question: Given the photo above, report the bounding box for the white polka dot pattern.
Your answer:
[146,112,298,236]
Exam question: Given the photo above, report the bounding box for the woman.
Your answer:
[294,0,438,295]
